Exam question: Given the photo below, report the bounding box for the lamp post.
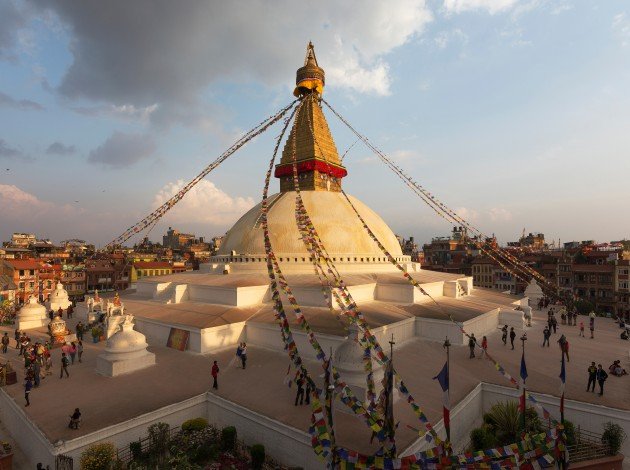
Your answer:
[520,333,528,434]
[443,336,451,447]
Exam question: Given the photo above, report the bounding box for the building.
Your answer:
[38,263,63,302]
[422,226,472,275]
[0,274,16,304]
[507,232,546,250]
[85,255,130,292]
[163,227,205,250]
[8,232,36,247]
[615,260,630,320]
[61,265,87,302]
[131,261,174,282]
[1,259,41,305]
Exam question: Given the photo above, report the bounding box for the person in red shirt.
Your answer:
[481,336,488,359]
[211,360,219,389]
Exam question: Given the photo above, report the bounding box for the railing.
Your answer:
[116,424,290,469]
[115,425,180,464]
[566,425,613,463]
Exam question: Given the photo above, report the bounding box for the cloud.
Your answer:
[46,141,76,155]
[0,1,29,62]
[488,207,513,221]
[71,103,158,122]
[455,206,479,221]
[35,0,432,113]
[613,12,630,47]
[0,91,44,110]
[153,179,255,226]
[0,139,24,159]
[88,132,156,168]
[0,184,81,219]
[443,0,519,15]
[0,184,85,241]
[433,28,469,49]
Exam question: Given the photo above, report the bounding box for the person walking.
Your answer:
[542,326,551,347]
[551,315,558,334]
[69,342,77,365]
[501,325,508,345]
[77,341,83,363]
[596,364,608,396]
[69,408,81,429]
[294,374,305,406]
[579,321,585,337]
[45,352,52,376]
[75,322,84,341]
[59,353,70,378]
[211,360,219,389]
[1,332,9,353]
[14,329,20,349]
[557,334,570,362]
[509,327,516,350]
[587,362,597,392]
[57,307,63,319]
[480,336,488,359]
[240,342,247,369]
[24,376,32,407]
[67,305,73,319]
[589,313,595,339]
[305,378,312,405]
[33,359,41,387]
[468,334,476,358]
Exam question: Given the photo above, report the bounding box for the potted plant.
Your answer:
[0,440,13,470]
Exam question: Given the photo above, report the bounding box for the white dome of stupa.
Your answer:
[96,315,156,377]
[334,323,367,373]
[48,282,72,311]
[17,296,48,330]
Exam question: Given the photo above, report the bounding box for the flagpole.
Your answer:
[520,333,528,434]
[327,346,336,468]
[443,336,451,447]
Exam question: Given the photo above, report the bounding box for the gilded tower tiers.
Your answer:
[274,43,348,192]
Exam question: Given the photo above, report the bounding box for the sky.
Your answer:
[0,0,629,248]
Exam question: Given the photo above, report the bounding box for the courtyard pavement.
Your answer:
[0,305,628,458]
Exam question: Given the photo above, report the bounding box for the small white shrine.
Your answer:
[47,282,72,312]
[524,280,544,305]
[17,296,49,330]
[333,323,390,412]
[96,315,156,377]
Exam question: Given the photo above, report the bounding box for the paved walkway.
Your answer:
[0,306,627,457]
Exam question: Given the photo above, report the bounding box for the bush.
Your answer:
[129,440,142,461]
[182,417,209,432]
[251,444,265,469]
[470,427,496,451]
[602,422,627,455]
[562,420,577,447]
[148,422,170,459]
[221,426,237,451]
[80,442,116,470]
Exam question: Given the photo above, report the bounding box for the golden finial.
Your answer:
[294,42,325,97]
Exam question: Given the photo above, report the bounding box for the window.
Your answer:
[19,270,24,276]
[29,282,34,290]
[19,282,25,289]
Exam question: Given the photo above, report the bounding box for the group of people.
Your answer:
[1,323,85,408]
[47,305,74,321]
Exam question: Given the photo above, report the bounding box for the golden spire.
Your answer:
[276,43,347,192]
[294,41,325,97]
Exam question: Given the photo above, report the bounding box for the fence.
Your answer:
[566,425,613,463]
[115,423,290,469]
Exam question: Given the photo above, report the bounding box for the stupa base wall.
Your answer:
[17,318,48,330]
[96,352,156,377]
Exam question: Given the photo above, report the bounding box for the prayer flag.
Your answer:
[559,354,566,416]
[433,361,450,431]
[520,351,528,414]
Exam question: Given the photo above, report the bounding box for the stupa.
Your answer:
[16,295,48,330]
[49,314,71,344]
[96,315,156,377]
[47,282,72,312]
[524,279,544,305]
